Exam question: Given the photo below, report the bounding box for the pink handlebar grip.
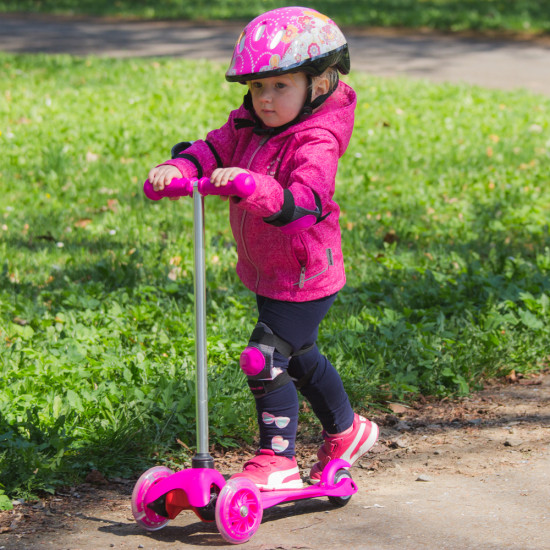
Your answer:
[197,173,255,198]
[143,172,255,201]
[143,178,194,201]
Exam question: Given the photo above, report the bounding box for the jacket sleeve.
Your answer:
[160,106,249,178]
[235,129,340,232]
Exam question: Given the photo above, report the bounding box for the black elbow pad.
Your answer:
[263,189,329,235]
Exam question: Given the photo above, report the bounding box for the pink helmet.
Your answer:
[226,6,350,83]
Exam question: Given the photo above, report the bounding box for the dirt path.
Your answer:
[2,372,549,549]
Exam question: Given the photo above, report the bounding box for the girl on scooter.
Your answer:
[148,6,379,489]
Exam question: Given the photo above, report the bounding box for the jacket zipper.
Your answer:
[247,136,269,170]
[241,135,270,292]
[294,248,334,288]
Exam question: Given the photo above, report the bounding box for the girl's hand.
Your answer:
[148,165,182,191]
[210,167,249,188]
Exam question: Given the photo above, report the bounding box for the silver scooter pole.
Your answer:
[191,182,214,469]
[143,169,254,468]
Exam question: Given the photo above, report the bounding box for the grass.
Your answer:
[1,52,550,502]
[2,0,550,35]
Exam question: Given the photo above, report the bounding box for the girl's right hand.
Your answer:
[148,165,182,191]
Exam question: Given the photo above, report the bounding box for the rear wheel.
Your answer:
[328,469,353,508]
[131,466,173,530]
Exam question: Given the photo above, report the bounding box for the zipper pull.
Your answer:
[299,267,306,288]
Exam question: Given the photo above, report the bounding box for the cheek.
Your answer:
[250,92,261,110]
[289,89,307,112]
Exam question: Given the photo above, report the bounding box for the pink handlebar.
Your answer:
[198,174,256,197]
[143,173,255,201]
[143,178,193,200]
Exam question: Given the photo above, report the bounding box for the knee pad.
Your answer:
[240,322,294,396]
[240,346,267,377]
[240,322,292,379]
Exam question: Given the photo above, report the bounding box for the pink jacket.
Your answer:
[165,81,356,302]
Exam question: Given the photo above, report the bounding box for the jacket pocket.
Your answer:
[291,234,309,269]
[290,235,310,288]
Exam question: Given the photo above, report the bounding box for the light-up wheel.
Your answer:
[215,478,263,544]
[131,466,173,531]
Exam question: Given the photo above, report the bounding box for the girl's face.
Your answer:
[248,73,309,128]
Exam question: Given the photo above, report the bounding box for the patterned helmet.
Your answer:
[226,6,350,82]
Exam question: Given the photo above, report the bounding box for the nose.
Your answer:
[258,87,272,103]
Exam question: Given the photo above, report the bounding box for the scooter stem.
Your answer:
[191,181,214,469]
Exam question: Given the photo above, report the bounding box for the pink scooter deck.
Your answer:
[259,459,357,509]
[138,459,355,519]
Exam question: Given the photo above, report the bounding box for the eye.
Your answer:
[275,82,287,89]
[250,81,262,89]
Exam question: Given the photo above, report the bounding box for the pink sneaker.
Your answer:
[231,449,303,491]
[309,414,379,484]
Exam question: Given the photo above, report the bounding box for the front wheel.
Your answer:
[328,469,354,508]
[131,466,173,531]
[215,478,263,544]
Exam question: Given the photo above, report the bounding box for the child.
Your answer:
[148,6,379,489]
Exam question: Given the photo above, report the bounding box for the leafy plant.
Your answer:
[0,491,12,511]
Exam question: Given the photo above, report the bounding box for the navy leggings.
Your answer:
[251,293,354,459]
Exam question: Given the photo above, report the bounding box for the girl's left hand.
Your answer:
[210,167,249,188]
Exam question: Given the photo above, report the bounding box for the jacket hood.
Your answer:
[290,81,356,156]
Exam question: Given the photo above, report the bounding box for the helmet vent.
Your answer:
[254,24,266,42]
[269,28,285,50]
[238,31,246,53]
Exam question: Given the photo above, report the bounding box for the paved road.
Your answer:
[2,13,550,95]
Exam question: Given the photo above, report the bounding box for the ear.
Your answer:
[312,75,330,100]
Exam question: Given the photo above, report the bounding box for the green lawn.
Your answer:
[2,0,550,34]
[1,52,549,502]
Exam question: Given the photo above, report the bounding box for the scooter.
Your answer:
[132,173,358,544]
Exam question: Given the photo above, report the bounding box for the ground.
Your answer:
[1,371,549,550]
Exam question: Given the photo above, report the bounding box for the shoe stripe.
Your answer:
[348,422,379,465]
[338,421,379,466]
[261,467,302,490]
[260,480,303,490]
[339,423,366,464]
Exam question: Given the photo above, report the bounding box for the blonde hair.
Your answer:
[311,67,340,95]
